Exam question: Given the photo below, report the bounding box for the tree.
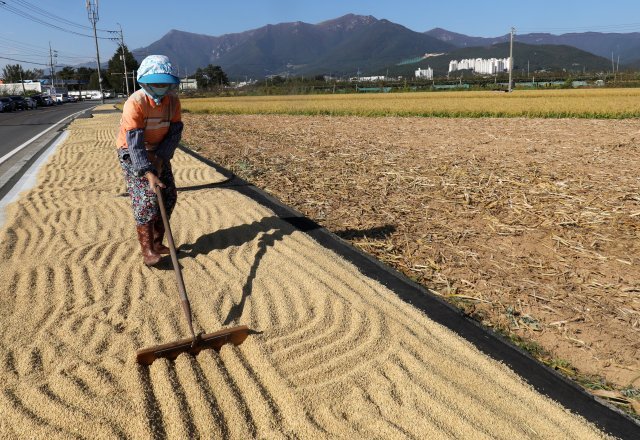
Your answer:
[54,66,75,88]
[106,44,139,94]
[76,67,96,82]
[57,66,76,81]
[2,64,24,82]
[1,64,43,83]
[88,71,110,90]
[194,64,229,90]
[28,69,44,80]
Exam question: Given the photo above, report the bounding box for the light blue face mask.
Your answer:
[141,84,174,104]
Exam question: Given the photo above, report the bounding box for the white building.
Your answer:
[0,81,42,94]
[350,76,386,82]
[179,78,197,91]
[415,67,433,79]
[449,58,511,75]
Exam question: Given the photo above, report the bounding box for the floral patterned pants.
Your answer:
[117,149,177,225]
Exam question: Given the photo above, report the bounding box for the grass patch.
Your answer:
[499,330,639,420]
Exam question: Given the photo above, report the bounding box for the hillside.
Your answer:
[383,42,615,78]
[132,14,454,79]
[425,28,640,64]
[130,14,635,80]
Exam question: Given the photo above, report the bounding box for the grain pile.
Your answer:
[183,114,640,397]
[0,111,611,438]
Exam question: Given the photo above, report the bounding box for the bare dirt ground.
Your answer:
[184,114,640,400]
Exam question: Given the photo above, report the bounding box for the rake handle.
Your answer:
[154,185,198,343]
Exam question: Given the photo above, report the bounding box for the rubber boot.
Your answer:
[136,223,162,266]
[153,217,170,255]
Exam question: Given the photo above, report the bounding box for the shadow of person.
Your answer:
[334,224,396,240]
[223,228,286,325]
[177,215,320,324]
[179,215,318,258]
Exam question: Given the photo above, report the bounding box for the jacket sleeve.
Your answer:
[155,121,184,161]
[126,128,156,176]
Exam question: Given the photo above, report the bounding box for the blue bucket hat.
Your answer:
[137,55,180,84]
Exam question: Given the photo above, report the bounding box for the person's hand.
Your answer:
[146,172,165,192]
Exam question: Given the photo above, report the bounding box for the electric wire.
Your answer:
[0,36,96,69]
[8,0,113,33]
[0,36,102,59]
[0,55,50,66]
[0,2,116,40]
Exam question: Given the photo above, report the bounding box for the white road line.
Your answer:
[0,106,96,166]
[0,130,70,228]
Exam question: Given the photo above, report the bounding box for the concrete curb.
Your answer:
[0,130,70,228]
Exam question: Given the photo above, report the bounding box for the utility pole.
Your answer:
[508,27,515,92]
[19,69,26,95]
[117,23,130,96]
[86,0,105,104]
[612,52,616,83]
[49,42,57,95]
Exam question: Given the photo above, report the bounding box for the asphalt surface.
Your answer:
[0,100,100,201]
[0,101,97,158]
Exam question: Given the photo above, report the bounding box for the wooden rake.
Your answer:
[136,185,249,365]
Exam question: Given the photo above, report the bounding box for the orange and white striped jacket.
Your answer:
[116,89,181,151]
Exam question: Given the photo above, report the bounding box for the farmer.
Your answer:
[116,55,183,266]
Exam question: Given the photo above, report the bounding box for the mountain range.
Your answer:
[425,28,640,65]
[388,42,614,78]
[131,14,638,79]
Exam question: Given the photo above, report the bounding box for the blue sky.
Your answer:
[1,0,640,71]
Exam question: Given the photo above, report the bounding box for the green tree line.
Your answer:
[1,45,233,95]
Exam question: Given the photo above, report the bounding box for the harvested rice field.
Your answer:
[181,88,640,118]
[183,113,640,411]
[0,109,621,437]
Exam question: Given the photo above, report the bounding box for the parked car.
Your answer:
[8,95,27,110]
[52,93,69,104]
[23,97,37,109]
[36,95,54,106]
[67,95,78,102]
[31,95,45,107]
[0,97,16,112]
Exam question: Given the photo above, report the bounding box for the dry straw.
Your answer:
[183,113,640,402]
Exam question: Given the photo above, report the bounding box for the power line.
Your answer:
[0,55,50,66]
[9,0,113,33]
[0,35,96,59]
[0,1,115,40]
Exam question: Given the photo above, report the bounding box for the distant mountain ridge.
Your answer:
[424,28,640,65]
[385,42,614,78]
[130,14,636,79]
[133,14,453,79]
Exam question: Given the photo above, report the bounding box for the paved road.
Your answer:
[0,101,97,159]
[0,100,114,201]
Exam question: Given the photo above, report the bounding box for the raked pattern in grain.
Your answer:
[0,110,611,439]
